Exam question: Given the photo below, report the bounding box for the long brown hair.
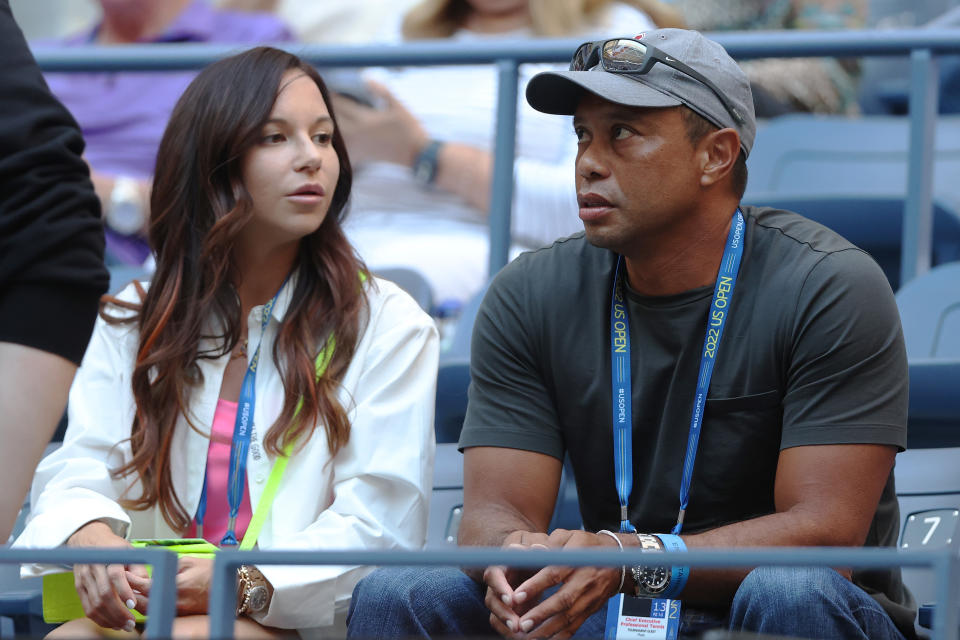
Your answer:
[401,0,684,39]
[103,47,368,531]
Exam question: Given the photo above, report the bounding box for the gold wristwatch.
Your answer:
[236,565,271,617]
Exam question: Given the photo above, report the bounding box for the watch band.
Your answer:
[413,139,443,186]
[631,533,670,598]
[236,565,271,616]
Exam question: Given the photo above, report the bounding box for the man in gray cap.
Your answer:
[348,29,914,639]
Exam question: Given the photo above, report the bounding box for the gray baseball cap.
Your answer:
[526,28,756,156]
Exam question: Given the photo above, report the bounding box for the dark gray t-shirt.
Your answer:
[460,206,915,636]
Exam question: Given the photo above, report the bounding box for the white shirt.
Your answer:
[14,276,439,637]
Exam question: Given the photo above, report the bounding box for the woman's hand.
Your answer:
[66,520,145,631]
[174,555,213,615]
[330,80,430,168]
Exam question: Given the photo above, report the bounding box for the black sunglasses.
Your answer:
[570,38,746,125]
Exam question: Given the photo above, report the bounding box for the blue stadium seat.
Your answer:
[434,359,471,445]
[745,115,960,203]
[443,280,491,363]
[428,360,582,547]
[895,446,960,631]
[740,194,960,290]
[896,262,960,358]
[904,360,960,449]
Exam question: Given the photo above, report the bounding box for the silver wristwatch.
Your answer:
[631,533,670,598]
[106,176,146,235]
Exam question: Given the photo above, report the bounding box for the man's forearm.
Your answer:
[458,503,546,582]
[618,507,859,605]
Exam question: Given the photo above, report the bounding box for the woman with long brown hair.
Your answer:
[15,46,438,638]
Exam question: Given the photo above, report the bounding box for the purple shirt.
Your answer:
[40,1,293,263]
[43,1,293,180]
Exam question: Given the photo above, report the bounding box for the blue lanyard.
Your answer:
[196,281,286,546]
[609,210,745,535]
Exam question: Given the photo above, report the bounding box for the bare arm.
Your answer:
[331,83,494,214]
[459,446,562,550]
[675,442,896,604]
[510,442,897,636]
[0,343,76,542]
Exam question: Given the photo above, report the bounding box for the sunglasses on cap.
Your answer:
[570,38,746,125]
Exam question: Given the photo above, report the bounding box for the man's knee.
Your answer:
[349,566,483,629]
[352,566,472,610]
[733,566,847,614]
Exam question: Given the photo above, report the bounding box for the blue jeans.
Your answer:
[347,565,907,639]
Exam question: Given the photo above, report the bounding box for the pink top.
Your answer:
[187,398,252,545]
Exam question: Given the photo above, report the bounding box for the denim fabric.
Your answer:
[347,565,905,639]
[729,566,907,640]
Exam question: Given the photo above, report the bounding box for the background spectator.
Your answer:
[663,0,867,115]
[39,0,293,267]
[330,0,673,308]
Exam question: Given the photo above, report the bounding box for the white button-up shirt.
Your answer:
[15,276,438,636]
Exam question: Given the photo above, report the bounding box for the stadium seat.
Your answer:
[428,360,582,547]
[896,262,960,358]
[434,359,471,445]
[374,267,434,314]
[740,194,960,290]
[745,115,960,203]
[442,280,490,363]
[895,446,960,630]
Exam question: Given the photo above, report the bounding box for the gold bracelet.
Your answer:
[236,566,252,617]
[597,529,626,594]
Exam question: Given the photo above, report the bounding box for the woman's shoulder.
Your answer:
[364,276,435,329]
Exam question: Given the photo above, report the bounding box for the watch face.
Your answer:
[248,585,269,612]
[641,566,670,593]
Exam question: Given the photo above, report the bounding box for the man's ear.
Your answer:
[699,128,740,188]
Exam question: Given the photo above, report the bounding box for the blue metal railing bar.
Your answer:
[203,546,959,640]
[29,29,960,71]
[903,48,939,284]
[29,28,960,286]
[0,543,954,637]
[0,547,178,637]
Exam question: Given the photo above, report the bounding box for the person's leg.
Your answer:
[168,615,294,639]
[347,567,492,638]
[729,566,906,640]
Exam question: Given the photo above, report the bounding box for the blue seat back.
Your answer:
[742,195,960,289]
[896,262,960,358]
[746,115,960,204]
[895,447,960,609]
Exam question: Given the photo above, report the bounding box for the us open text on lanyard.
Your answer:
[196,279,287,547]
[605,209,744,639]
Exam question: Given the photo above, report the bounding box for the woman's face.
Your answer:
[240,69,341,249]
[464,0,529,16]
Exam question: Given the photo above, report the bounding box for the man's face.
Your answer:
[573,94,703,253]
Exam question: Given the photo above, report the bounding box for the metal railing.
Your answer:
[32,27,960,285]
[2,545,956,638]
[0,547,178,637]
